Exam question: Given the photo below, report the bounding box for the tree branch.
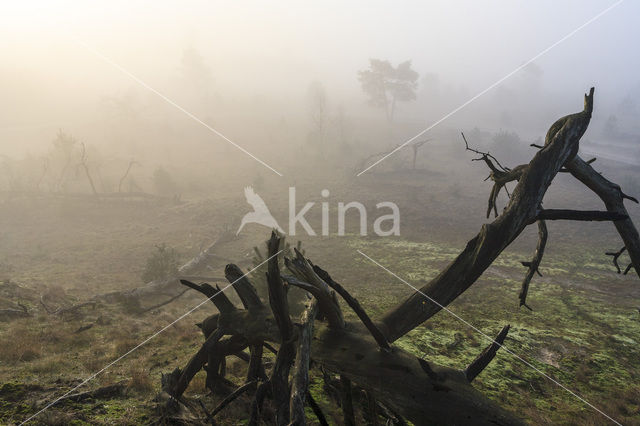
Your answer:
[535,209,627,222]
[519,220,547,309]
[224,264,263,312]
[266,231,295,424]
[289,299,318,424]
[180,280,236,313]
[340,375,356,426]
[313,264,391,350]
[381,88,595,342]
[605,246,626,274]
[566,155,640,278]
[210,380,257,417]
[285,249,344,328]
[464,325,510,382]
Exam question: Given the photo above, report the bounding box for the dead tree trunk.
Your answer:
[95,230,234,310]
[380,88,596,341]
[160,88,640,425]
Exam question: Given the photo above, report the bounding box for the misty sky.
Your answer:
[1,0,639,158]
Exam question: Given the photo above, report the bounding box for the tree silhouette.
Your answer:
[358,59,419,122]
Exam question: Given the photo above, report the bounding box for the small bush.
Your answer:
[141,243,181,283]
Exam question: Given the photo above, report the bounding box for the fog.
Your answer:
[3,4,640,424]
[2,0,640,188]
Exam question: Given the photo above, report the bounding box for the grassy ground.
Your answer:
[0,165,639,425]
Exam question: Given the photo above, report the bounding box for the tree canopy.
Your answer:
[358,59,419,122]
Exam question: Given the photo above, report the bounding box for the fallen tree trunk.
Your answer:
[158,88,639,425]
[380,88,596,342]
[95,230,234,309]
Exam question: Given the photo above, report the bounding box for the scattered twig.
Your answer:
[140,288,189,313]
[55,382,125,404]
[605,246,627,274]
[210,380,257,417]
[74,324,94,333]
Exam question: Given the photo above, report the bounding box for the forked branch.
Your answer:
[382,88,596,342]
[519,220,547,309]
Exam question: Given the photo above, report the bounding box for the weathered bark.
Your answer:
[310,323,522,425]
[267,232,296,425]
[566,155,640,278]
[519,221,547,309]
[289,299,318,425]
[210,380,257,417]
[306,391,329,426]
[464,325,510,382]
[339,375,356,426]
[381,88,595,342]
[161,88,640,426]
[180,280,236,313]
[285,250,345,328]
[173,329,224,398]
[535,209,627,222]
[313,264,391,350]
[247,343,265,382]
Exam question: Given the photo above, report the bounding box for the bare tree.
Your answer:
[118,159,140,193]
[51,129,77,192]
[77,142,98,195]
[411,139,429,170]
[159,88,640,425]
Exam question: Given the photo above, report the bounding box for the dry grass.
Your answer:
[127,366,154,393]
[0,322,42,363]
[186,370,207,395]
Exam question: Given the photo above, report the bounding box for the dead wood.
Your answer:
[55,382,125,404]
[566,155,640,278]
[519,220,547,309]
[40,295,97,318]
[464,325,510,382]
[0,303,30,321]
[289,299,318,424]
[313,264,390,350]
[74,323,94,333]
[210,380,257,417]
[535,209,627,222]
[306,391,329,426]
[340,375,356,426]
[95,230,234,309]
[161,88,639,426]
[381,88,596,342]
[605,246,627,274]
[139,288,189,313]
